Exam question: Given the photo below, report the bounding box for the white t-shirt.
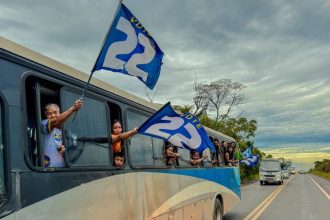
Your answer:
[41,119,65,167]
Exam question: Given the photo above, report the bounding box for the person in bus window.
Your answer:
[190,151,208,167]
[213,138,225,166]
[165,142,180,166]
[113,152,125,167]
[111,119,138,153]
[77,119,137,165]
[42,99,83,168]
[223,141,229,153]
[225,145,239,167]
[232,142,244,162]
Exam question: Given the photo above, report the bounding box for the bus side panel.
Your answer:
[10,171,239,220]
[0,59,28,107]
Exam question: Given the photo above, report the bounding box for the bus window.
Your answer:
[177,147,193,167]
[202,148,213,167]
[152,138,165,166]
[61,89,111,167]
[126,111,166,167]
[25,77,62,168]
[0,101,5,195]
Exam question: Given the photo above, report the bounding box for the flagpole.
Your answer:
[72,0,123,121]
[82,0,124,98]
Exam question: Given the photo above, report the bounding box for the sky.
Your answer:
[1,0,330,170]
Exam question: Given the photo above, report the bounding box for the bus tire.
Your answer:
[213,198,223,220]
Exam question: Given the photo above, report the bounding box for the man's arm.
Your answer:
[49,100,83,131]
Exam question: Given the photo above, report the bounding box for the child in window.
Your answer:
[113,153,125,167]
[42,99,83,168]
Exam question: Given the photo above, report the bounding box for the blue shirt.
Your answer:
[41,119,65,167]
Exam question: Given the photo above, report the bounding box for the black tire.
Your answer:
[213,198,223,220]
[260,181,263,185]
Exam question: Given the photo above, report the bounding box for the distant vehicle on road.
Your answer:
[283,169,290,179]
[259,159,284,185]
[290,166,296,174]
[298,170,306,174]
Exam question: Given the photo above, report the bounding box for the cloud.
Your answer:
[260,143,330,170]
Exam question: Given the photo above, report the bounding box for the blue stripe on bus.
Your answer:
[153,167,241,197]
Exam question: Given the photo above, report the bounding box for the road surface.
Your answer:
[224,174,330,220]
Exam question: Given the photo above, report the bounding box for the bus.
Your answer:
[0,36,240,220]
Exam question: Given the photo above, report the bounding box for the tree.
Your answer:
[192,78,209,116]
[193,79,246,122]
[173,104,193,114]
[219,117,257,143]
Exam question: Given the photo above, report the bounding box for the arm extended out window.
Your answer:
[61,90,111,167]
[126,111,166,167]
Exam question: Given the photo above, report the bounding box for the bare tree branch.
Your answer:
[192,76,209,116]
[192,78,246,122]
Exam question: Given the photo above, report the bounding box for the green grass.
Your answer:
[241,173,259,184]
[309,170,330,181]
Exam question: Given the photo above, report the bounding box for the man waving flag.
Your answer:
[138,102,215,153]
[92,2,164,90]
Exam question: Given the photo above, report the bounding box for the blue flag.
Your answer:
[240,144,259,167]
[240,155,259,167]
[92,3,164,89]
[242,144,253,158]
[138,102,215,153]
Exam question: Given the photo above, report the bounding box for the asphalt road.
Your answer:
[224,174,330,220]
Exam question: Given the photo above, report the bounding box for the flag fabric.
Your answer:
[138,102,215,153]
[92,3,164,90]
[240,144,259,167]
[242,144,253,158]
[240,155,259,167]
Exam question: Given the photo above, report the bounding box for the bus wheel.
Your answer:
[213,198,223,220]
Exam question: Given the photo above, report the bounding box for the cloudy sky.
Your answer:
[1,0,330,169]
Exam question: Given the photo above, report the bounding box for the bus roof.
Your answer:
[0,35,235,142]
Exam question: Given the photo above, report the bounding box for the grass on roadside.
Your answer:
[241,173,259,185]
[309,170,330,181]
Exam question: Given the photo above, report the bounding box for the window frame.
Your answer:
[22,72,122,171]
[175,147,194,168]
[0,94,10,210]
[60,87,112,168]
[125,108,167,169]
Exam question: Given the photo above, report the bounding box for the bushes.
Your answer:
[240,163,260,184]
[313,159,330,173]
[310,159,330,181]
